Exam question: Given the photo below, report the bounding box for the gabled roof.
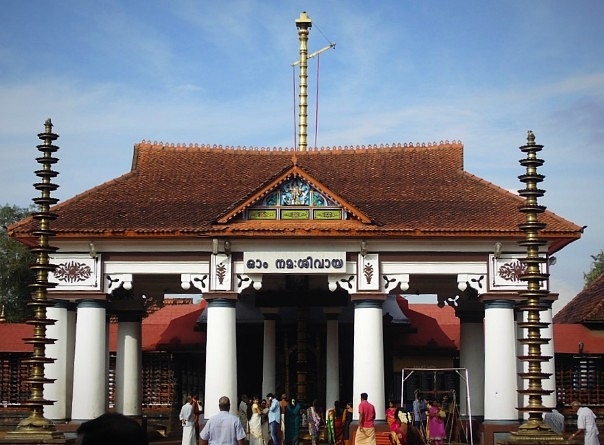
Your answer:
[8,141,582,247]
[217,164,372,224]
[553,273,604,325]
[396,297,459,350]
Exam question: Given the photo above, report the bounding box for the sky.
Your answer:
[1,1,603,314]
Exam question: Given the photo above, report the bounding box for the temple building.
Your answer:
[2,11,594,445]
[6,133,584,440]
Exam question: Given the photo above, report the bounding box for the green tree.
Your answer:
[0,204,36,322]
[584,249,604,287]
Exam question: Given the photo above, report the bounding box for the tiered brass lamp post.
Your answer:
[295,11,311,152]
[5,119,63,441]
[507,131,562,444]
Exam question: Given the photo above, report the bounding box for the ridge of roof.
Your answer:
[134,140,464,153]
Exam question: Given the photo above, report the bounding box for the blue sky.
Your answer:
[1,1,603,313]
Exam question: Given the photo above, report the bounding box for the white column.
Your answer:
[44,301,76,421]
[262,314,277,399]
[517,312,527,419]
[115,314,142,416]
[71,299,107,420]
[517,303,555,418]
[458,314,484,418]
[353,299,385,421]
[483,300,518,421]
[204,297,238,418]
[325,314,339,410]
[541,301,556,408]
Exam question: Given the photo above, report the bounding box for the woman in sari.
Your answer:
[386,401,398,432]
[285,398,301,445]
[261,399,271,445]
[426,400,445,445]
[249,395,264,445]
[326,401,344,445]
[389,407,412,445]
[307,399,322,445]
[342,402,353,445]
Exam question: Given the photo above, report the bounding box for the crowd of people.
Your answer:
[72,393,599,445]
[192,392,362,445]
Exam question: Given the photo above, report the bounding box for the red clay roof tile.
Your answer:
[553,273,604,324]
[553,323,604,353]
[8,142,582,248]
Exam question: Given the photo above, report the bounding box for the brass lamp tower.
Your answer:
[6,119,63,440]
[295,11,312,152]
[508,130,562,443]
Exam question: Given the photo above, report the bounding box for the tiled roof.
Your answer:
[553,323,604,354]
[0,301,207,353]
[553,273,604,324]
[8,142,582,246]
[140,300,206,351]
[3,298,604,354]
[396,297,459,350]
[0,324,34,352]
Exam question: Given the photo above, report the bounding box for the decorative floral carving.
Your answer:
[54,261,93,283]
[498,260,527,282]
[363,263,374,284]
[216,263,227,285]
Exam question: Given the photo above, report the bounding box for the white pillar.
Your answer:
[44,301,76,421]
[458,314,484,418]
[71,299,107,420]
[517,312,527,419]
[325,314,339,409]
[353,299,385,421]
[483,300,518,421]
[106,316,111,412]
[115,314,142,415]
[262,313,277,399]
[541,301,556,408]
[204,297,238,418]
[518,301,556,412]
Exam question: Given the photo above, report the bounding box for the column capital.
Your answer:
[479,292,522,302]
[203,292,238,301]
[456,309,485,323]
[206,298,237,309]
[483,299,515,310]
[352,299,385,309]
[261,308,279,320]
[77,299,107,309]
[324,307,341,321]
[350,292,387,302]
[50,300,76,311]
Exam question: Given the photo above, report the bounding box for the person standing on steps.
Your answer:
[355,393,376,445]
